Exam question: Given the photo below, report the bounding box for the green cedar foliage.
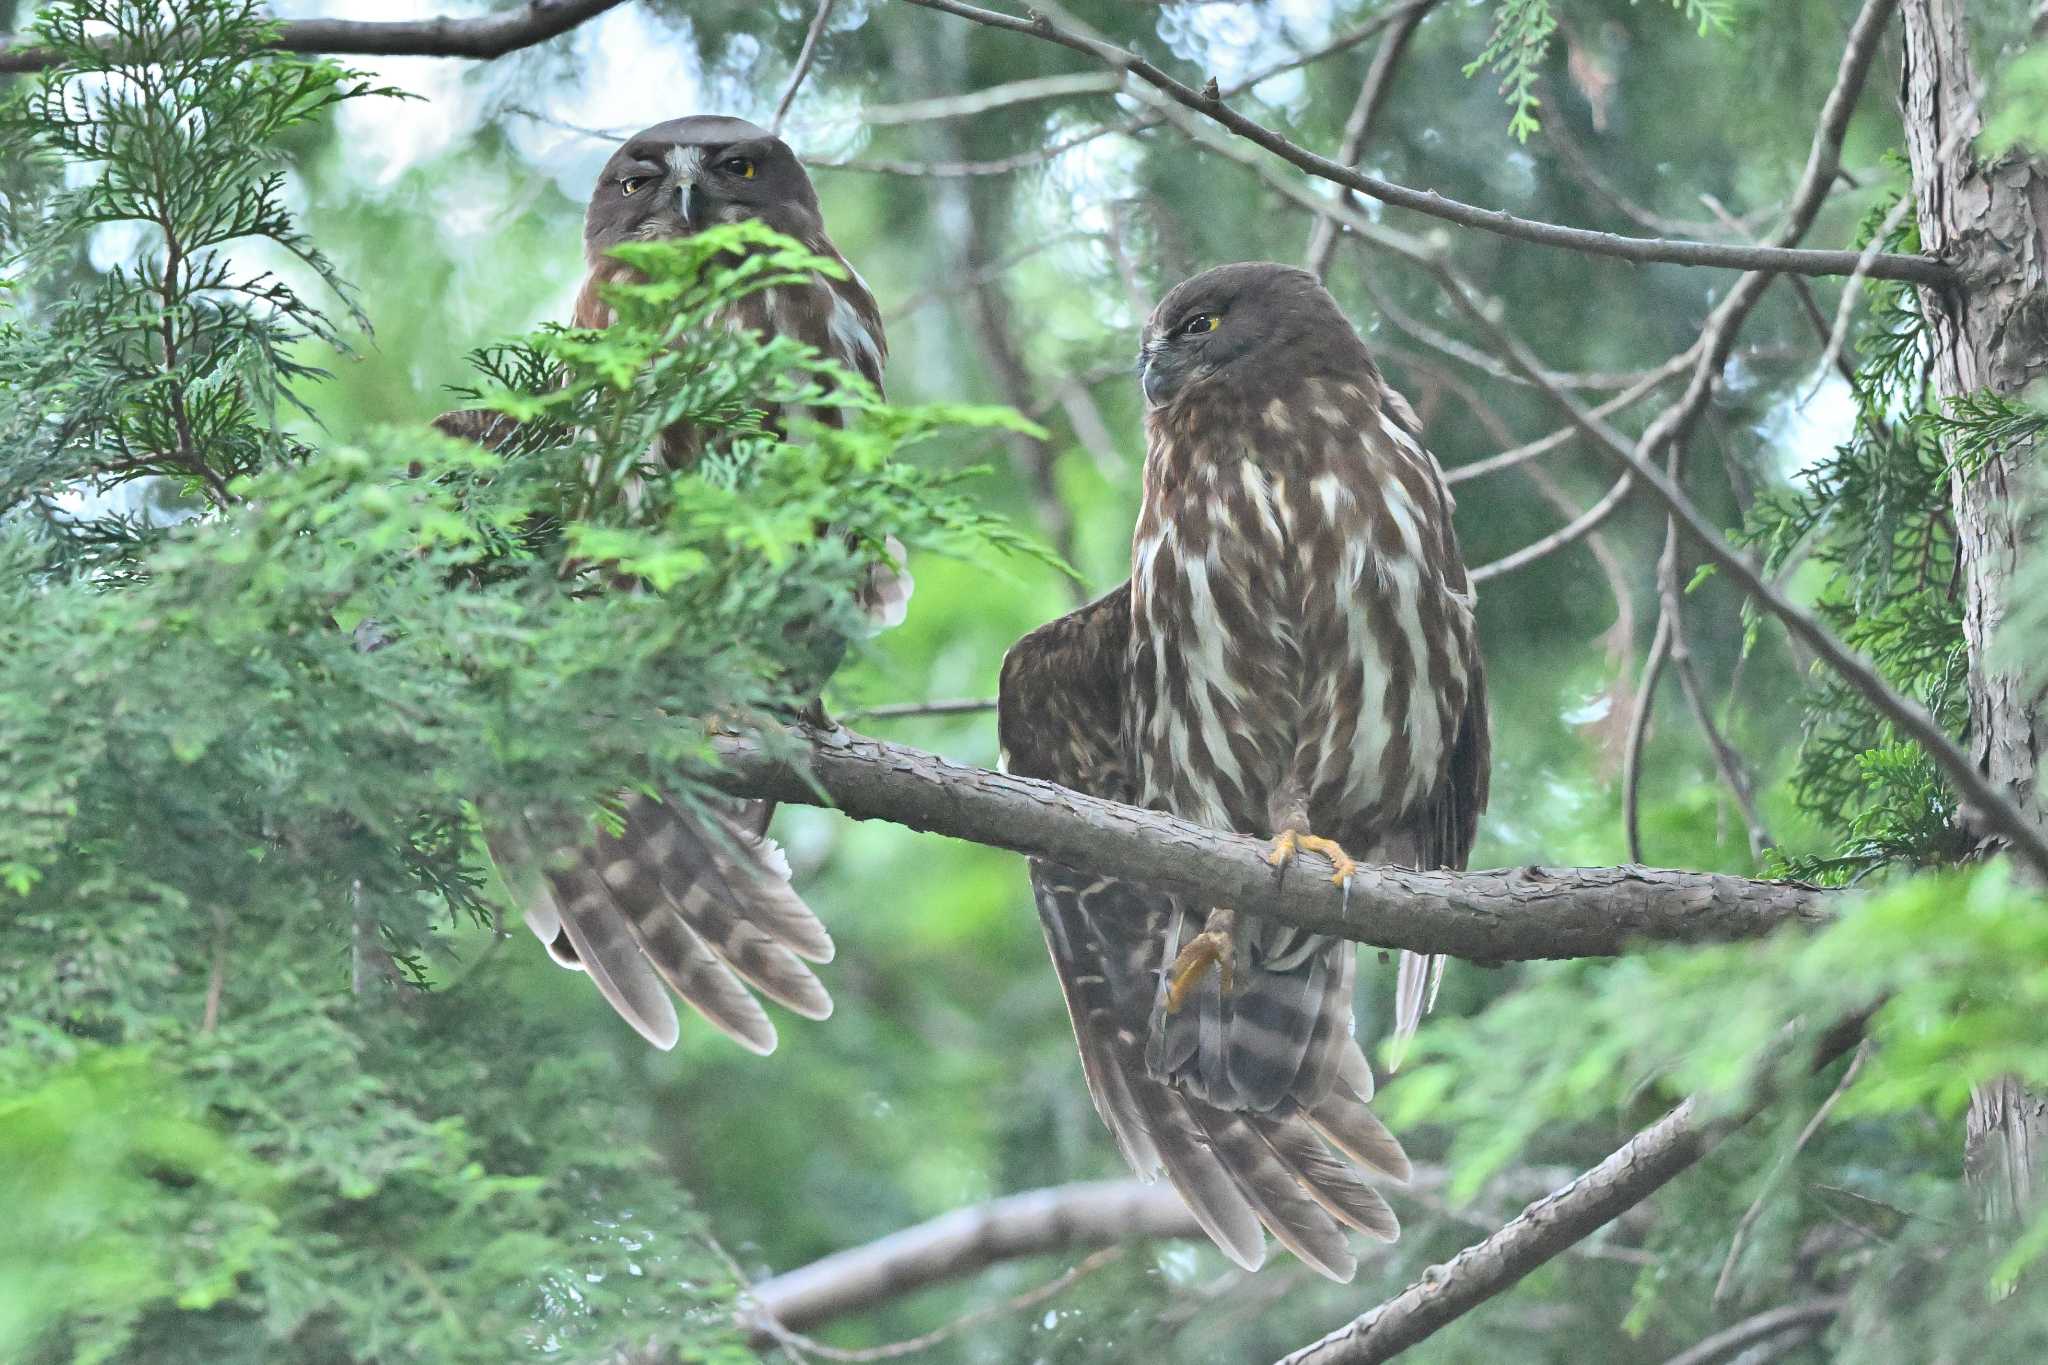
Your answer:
[1739,199,1973,882]
[0,2,1043,1361]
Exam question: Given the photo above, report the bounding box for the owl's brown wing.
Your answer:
[1000,583,1408,1282]
[495,794,832,1054]
[1369,432,1492,1050]
[434,407,837,1054]
[1388,658,1491,1047]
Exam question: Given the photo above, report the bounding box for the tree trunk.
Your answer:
[1901,0,2048,1221]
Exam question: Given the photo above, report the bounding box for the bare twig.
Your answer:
[0,0,629,71]
[1606,0,1901,862]
[1353,266,1676,392]
[1470,470,1635,584]
[815,5,1427,179]
[1621,610,1676,864]
[826,72,1122,128]
[898,0,1955,287]
[1714,1040,1872,1304]
[884,231,1098,324]
[1444,345,1698,485]
[709,727,1836,959]
[1812,192,1921,390]
[1659,1297,1848,1365]
[1667,569,1774,861]
[771,0,840,135]
[842,698,997,721]
[1303,0,1444,279]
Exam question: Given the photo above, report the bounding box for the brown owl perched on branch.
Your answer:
[439,116,899,1054]
[999,262,1489,1279]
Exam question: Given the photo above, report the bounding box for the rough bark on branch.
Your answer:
[0,0,627,72]
[709,729,1833,960]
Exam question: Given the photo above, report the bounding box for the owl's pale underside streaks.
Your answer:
[437,116,899,1053]
[1000,262,1490,1279]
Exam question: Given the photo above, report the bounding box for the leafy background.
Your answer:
[4,0,2048,1362]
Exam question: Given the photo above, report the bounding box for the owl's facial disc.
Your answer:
[587,118,824,262]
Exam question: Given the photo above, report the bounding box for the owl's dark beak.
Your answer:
[674,180,702,228]
[1139,344,1174,407]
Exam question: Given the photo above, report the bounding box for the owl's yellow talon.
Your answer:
[1165,909,1237,1012]
[1267,830,1357,886]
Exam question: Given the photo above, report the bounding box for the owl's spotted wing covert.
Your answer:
[438,116,898,1053]
[999,263,1488,1279]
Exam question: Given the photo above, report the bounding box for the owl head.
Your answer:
[584,115,824,265]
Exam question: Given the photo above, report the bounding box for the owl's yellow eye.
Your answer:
[1178,312,1220,336]
[720,156,757,179]
[620,175,652,196]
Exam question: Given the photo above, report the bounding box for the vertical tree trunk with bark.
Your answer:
[1901,0,2048,1221]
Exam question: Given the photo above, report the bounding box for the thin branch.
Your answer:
[1303,0,1444,279]
[826,72,1122,128]
[1279,1099,1712,1364]
[884,230,1098,324]
[1470,469,1634,584]
[1444,344,1698,485]
[1622,610,1676,864]
[1667,563,1774,861]
[0,0,629,72]
[772,0,840,135]
[709,728,1834,959]
[1604,0,1900,862]
[1273,1024,1865,1365]
[899,0,1957,287]
[1353,266,1672,392]
[1714,1040,1871,1304]
[842,698,997,721]
[815,4,1426,179]
[742,1180,1197,1339]
[1659,1297,1848,1365]
[1813,192,1921,391]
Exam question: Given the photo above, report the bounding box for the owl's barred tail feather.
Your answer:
[1389,949,1447,1069]
[504,796,834,1053]
[1032,870,1407,1283]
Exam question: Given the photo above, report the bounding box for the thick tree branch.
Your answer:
[710,729,1831,960]
[899,0,1956,287]
[741,1180,1197,1341]
[0,0,627,72]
